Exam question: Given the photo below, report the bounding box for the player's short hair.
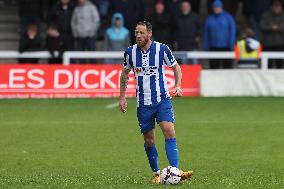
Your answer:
[136,21,152,32]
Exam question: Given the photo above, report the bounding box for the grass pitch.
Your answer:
[0,97,283,188]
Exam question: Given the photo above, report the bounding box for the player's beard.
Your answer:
[136,37,149,48]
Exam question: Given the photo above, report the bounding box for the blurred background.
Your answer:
[1,0,284,98]
[0,2,284,188]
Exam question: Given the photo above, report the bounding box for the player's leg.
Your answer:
[159,121,179,168]
[137,104,160,183]
[159,121,193,180]
[143,129,159,175]
[156,99,179,168]
[157,99,193,181]
[143,129,160,184]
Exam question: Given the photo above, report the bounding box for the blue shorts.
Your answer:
[137,98,175,134]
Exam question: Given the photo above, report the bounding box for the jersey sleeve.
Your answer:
[123,50,133,70]
[163,45,177,67]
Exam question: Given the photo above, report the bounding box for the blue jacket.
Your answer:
[104,13,130,64]
[203,11,236,50]
[104,13,130,51]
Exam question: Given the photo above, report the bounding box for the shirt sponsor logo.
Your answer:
[135,67,143,73]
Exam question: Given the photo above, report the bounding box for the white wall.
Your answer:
[201,70,284,97]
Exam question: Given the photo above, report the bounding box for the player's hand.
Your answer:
[173,87,183,97]
[119,98,127,113]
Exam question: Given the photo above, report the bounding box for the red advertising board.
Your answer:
[0,64,201,98]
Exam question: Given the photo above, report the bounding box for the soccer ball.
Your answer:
[160,166,181,185]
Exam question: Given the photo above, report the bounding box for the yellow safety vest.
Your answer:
[235,39,262,61]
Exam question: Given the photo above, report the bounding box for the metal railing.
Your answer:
[1,50,284,70]
[0,51,52,59]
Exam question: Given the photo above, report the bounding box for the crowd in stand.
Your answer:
[16,0,284,68]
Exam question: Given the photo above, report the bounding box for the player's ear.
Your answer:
[148,30,153,38]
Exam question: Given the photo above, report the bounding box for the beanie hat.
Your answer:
[212,0,223,8]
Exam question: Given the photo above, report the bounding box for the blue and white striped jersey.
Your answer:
[123,41,177,106]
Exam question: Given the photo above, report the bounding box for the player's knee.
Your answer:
[163,126,176,139]
[143,129,155,146]
[144,137,155,146]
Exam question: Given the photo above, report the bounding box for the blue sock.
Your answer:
[144,143,159,173]
[165,138,179,168]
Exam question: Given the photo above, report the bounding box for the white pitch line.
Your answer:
[105,102,119,109]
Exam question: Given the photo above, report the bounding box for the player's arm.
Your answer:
[119,68,131,113]
[172,63,183,97]
[164,45,183,97]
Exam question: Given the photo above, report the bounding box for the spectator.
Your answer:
[175,1,201,51]
[49,0,74,36]
[150,2,173,47]
[242,0,273,24]
[91,0,110,41]
[203,0,236,69]
[92,0,110,18]
[18,0,42,35]
[104,13,130,64]
[110,0,144,44]
[19,24,41,64]
[260,0,284,68]
[49,0,74,60]
[207,0,239,17]
[235,28,262,68]
[164,0,182,20]
[71,0,100,62]
[166,0,200,14]
[241,0,273,39]
[46,25,62,64]
[143,0,155,20]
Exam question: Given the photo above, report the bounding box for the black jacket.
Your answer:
[175,12,201,51]
[110,0,144,29]
[49,3,74,35]
[241,0,274,23]
[19,34,41,53]
[150,12,173,47]
[18,33,41,63]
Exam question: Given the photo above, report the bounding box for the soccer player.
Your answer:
[119,21,193,184]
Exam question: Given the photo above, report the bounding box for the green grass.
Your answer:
[0,97,283,188]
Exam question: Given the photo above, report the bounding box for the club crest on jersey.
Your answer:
[135,67,143,73]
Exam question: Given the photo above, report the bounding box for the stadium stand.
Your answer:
[0,2,18,51]
[0,0,284,68]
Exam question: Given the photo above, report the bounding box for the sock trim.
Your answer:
[165,138,176,142]
[153,170,160,175]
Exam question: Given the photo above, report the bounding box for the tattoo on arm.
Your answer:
[120,69,130,98]
[120,73,129,90]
